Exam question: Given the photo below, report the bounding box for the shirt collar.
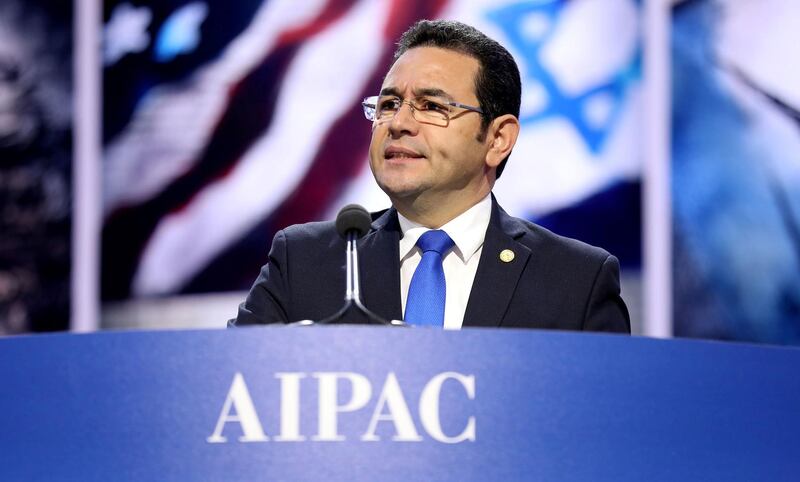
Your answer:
[397,194,492,264]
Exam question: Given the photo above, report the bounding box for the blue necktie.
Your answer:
[405,230,455,327]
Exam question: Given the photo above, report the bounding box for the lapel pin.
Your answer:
[499,249,515,263]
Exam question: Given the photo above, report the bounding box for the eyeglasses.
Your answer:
[361,95,484,127]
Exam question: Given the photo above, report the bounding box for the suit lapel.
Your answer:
[358,208,404,322]
[462,199,531,328]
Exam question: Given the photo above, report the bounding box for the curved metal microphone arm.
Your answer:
[289,204,407,327]
[346,232,357,302]
[314,230,406,326]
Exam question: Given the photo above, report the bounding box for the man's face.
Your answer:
[368,47,491,212]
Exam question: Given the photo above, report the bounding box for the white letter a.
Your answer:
[207,372,269,443]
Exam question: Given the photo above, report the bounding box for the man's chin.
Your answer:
[375,179,425,203]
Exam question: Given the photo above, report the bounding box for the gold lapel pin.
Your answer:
[499,249,515,263]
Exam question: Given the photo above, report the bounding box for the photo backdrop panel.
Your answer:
[101,0,643,313]
[0,0,73,333]
[671,0,800,344]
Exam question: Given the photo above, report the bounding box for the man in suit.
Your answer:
[234,20,630,332]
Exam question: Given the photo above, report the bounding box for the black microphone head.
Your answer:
[335,204,372,239]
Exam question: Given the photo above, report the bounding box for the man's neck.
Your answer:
[393,190,491,229]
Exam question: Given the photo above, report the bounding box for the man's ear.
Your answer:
[484,114,520,169]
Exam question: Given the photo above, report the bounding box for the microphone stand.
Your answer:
[293,229,406,327]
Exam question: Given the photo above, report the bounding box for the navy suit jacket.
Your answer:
[234,199,630,332]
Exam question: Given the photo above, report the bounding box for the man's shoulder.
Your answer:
[498,209,612,264]
[278,221,341,253]
[282,219,337,239]
[279,207,394,243]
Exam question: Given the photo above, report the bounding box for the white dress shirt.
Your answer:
[398,195,492,329]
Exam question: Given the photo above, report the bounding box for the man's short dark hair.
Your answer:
[393,20,521,178]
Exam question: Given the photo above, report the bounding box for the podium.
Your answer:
[1,326,798,481]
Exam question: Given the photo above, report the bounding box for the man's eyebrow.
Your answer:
[413,88,453,101]
[379,87,401,97]
[378,86,454,101]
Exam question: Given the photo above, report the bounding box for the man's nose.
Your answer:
[387,102,419,136]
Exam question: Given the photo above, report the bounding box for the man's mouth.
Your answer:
[384,146,424,159]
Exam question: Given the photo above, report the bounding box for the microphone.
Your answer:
[335,204,372,240]
[298,204,405,326]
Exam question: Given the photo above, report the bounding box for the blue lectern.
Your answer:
[1,326,798,481]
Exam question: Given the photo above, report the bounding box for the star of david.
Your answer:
[486,0,641,154]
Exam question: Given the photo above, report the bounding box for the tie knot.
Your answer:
[416,230,454,255]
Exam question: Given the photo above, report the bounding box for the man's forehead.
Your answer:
[379,46,478,98]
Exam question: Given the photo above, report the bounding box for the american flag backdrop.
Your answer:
[101,0,643,304]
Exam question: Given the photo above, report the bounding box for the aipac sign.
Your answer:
[207,371,476,444]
